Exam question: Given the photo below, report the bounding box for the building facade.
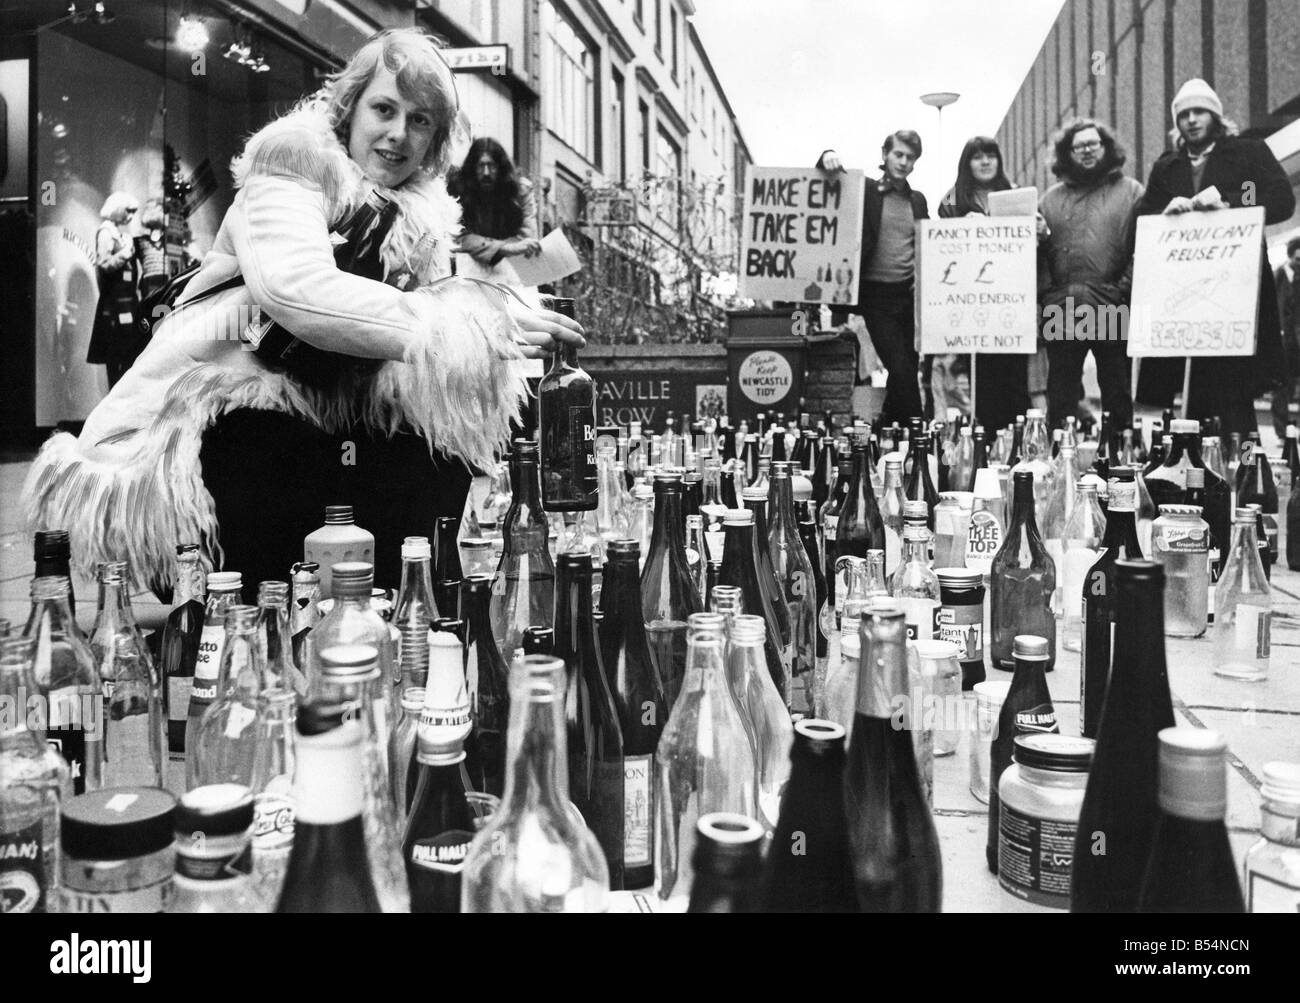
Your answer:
[996,0,1300,260]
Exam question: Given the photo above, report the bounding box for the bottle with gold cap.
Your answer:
[1136,727,1244,913]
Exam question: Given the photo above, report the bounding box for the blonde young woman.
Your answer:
[85,191,141,387]
[26,29,583,598]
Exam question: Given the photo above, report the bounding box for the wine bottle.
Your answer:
[490,441,555,663]
[717,510,789,705]
[1070,560,1175,913]
[835,438,887,583]
[463,575,510,797]
[685,813,766,913]
[641,471,704,708]
[989,470,1056,670]
[767,462,817,712]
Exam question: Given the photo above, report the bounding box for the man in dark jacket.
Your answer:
[1136,78,1296,436]
[1272,236,1300,438]
[1039,118,1144,431]
[818,131,929,424]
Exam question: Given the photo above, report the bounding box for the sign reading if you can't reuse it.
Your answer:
[917,216,1038,354]
[739,167,865,305]
[1127,206,1265,357]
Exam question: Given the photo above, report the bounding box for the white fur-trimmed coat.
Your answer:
[24,101,526,589]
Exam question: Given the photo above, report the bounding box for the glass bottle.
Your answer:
[767,462,817,714]
[167,784,258,913]
[186,571,244,767]
[276,702,382,913]
[0,637,71,913]
[539,302,598,512]
[390,684,424,817]
[685,813,766,913]
[1012,408,1054,529]
[844,601,942,912]
[718,510,789,707]
[88,562,164,789]
[1042,443,1079,611]
[985,634,1059,874]
[741,487,794,653]
[463,575,510,797]
[161,543,205,772]
[889,501,940,642]
[33,530,75,614]
[654,613,757,907]
[461,655,610,912]
[596,445,628,545]
[1244,761,1300,912]
[820,457,853,615]
[491,440,555,661]
[641,471,704,708]
[600,539,668,890]
[933,491,974,570]
[1235,435,1279,563]
[395,536,438,690]
[989,470,1057,670]
[903,432,941,528]
[554,552,625,889]
[247,687,297,912]
[686,514,709,600]
[288,562,321,674]
[1213,508,1271,681]
[727,614,792,832]
[799,515,829,691]
[1137,728,1244,913]
[22,576,102,795]
[1071,560,1176,913]
[1092,410,1114,480]
[1079,468,1144,738]
[256,581,302,696]
[433,517,464,619]
[759,719,857,912]
[952,425,976,495]
[403,632,474,914]
[190,605,266,790]
[1144,419,1232,579]
[1060,480,1106,653]
[839,441,889,589]
[1289,465,1300,572]
[303,505,375,600]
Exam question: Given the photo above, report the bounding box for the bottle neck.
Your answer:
[769,476,797,531]
[1008,477,1039,532]
[0,662,38,741]
[30,591,79,636]
[650,485,687,554]
[501,685,569,811]
[556,563,595,648]
[855,618,908,719]
[398,556,435,604]
[175,557,203,604]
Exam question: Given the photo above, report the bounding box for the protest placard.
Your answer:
[916,216,1038,354]
[1127,206,1265,358]
[738,167,865,304]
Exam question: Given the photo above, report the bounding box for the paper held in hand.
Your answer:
[502,228,583,288]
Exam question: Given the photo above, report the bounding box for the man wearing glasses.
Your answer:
[1038,118,1144,433]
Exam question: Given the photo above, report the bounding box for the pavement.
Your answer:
[2,417,1297,913]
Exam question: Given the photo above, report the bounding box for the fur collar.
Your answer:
[230,100,461,282]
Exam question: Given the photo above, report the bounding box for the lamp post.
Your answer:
[920,92,963,419]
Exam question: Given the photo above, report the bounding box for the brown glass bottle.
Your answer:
[539,299,597,512]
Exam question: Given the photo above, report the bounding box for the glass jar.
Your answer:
[1244,761,1300,913]
[912,640,962,757]
[970,680,1010,804]
[461,538,497,580]
[997,734,1094,909]
[936,568,985,689]
[933,492,974,569]
[1152,504,1210,638]
[60,787,176,913]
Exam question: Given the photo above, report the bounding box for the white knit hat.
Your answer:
[1171,78,1223,120]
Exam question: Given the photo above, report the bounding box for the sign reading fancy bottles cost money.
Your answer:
[739,167,865,305]
[1127,205,1265,357]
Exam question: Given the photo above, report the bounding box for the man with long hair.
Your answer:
[451,137,541,268]
[1137,79,1295,436]
[1039,118,1144,432]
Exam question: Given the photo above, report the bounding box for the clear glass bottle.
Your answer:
[1060,480,1106,653]
[491,440,555,660]
[161,543,205,776]
[1152,504,1210,638]
[88,561,164,789]
[167,784,258,913]
[389,684,425,819]
[767,462,817,714]
[288,562,321,674]
[303,505,375,599]
[990,470,1057,670]
[933,491,973,570]
[596,444,628,545]
[1244,761,1300,912]
[889,501,940,642]
[654,613,757,907]
[1213,508,1271,681]
[1012,408,1054,527]
[190,605,266,790]
[186,571,243,769]
[0,637,71,913]
[394,536,438,690]
[727,614,792,832]
[257,581,304,697]
[718,510,789,707]
[641,471,704,709]
[461,655,610,912]
[247,687,297,913]
[876,453,906,578]
[1042,443,1079,613]
[22,575,103,795]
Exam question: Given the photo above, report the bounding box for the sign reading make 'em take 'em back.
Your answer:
[739,167,865,305]
[1127,206,1265,358]
[917,216,1039,354]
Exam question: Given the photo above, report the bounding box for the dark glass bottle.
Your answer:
[760,719,858,912]
[1235,434,1278,563]
[1079,467,1144,739]
[767,463,816,709]
[799,517,829,664]
[640,471,703,708]
[985,634,1059,874]
[685,813,766,913]
[813,434,836,511]
[432,516,463,619]
[904,432,940,528]
[1071,560,1176,913]
[820,458,853,613]
[833,438,886,581]
[522,625,554,656]
[1137,727,1245,913]
[1283,424,1300,476]
[539,299,597,512]
[600,539,668,890]
[276,701,382,913]
[718,510,789,703]
[1288,467,1300,572]
[554,552,625,890]
[989,470,1057,670]
[1144,419,1231,578]
[969,426,988,491]
[844,602,942,912]
[463,575,510,797]
[1010,414,1026,467]
[1093,410,1114,479]
[161,543,205,761]
[490,441,554,661]
[34,530,75,612]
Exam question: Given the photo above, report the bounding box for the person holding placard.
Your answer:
[1272,238,1300,440]
[818,131,929,425]
[937,136,1030,434]
[1136,80,1295,437]
[1038,119,1143,433]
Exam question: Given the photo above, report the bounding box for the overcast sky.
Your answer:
[691,0,1067,205]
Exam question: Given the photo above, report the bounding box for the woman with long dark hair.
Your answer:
[936,136,1028,434]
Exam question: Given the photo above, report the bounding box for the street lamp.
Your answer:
[920,91,960,173]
